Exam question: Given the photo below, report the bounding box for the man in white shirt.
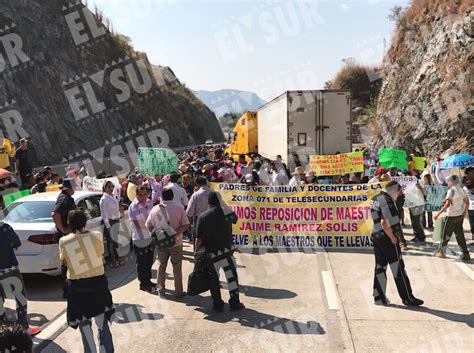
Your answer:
[434,175,470,261]
[270,161,289,186]
[254,161,270,185]
[164,173,188,208]
[128,186,155,292]
[100,181,122,267]
[289,167,306,186]
[219,160,238,183]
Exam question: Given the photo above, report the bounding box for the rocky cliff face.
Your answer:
[0,0,223,172]
[375,1,473,158]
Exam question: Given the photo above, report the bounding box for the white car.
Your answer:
[1,191,131,276]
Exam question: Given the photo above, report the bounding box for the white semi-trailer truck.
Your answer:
[257,90,352,171]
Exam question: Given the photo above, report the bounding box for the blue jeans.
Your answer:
[78,314,114,353]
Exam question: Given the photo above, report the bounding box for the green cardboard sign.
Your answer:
[378,148,408,170]
[137,148,178,175]
[3,189,30,207]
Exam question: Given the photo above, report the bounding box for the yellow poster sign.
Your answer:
[309,151,364,176]
[413,156,426,171]
[211,182,385,249]
[46,184,61,192]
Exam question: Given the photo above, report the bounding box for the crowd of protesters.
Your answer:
[0,140,473,352]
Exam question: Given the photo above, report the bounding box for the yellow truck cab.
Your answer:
[225,111,258,162]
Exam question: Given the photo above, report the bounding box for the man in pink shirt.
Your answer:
[146,188,189,298]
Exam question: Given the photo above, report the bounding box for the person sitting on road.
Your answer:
[59,209,115,353]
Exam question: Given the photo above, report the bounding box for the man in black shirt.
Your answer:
[15,139,32,184]
[52,179,77,238]
[195,192,244,312]
[370,181,423,306]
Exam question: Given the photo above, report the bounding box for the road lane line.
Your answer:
[447,248,474,281]
[321,270,340,310]
[33,313,67,349]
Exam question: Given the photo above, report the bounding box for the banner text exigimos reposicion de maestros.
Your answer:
[211,182,386,249]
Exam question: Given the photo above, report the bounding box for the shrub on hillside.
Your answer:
[330,64,382,107]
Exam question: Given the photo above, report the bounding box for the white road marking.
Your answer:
[447,249,474,281]
[321,270,340,310]
[33,313,67,347]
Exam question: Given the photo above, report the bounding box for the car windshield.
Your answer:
[3,201,55,223]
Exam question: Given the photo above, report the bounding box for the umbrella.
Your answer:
[439,154,474,169]
[0,168,14,179]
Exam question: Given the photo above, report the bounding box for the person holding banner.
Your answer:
[370,181,423,307]
[434,175,470,261]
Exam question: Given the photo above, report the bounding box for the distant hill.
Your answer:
[0,0,223,169]
[194,89,266,117]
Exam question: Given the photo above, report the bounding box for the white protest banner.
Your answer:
[405,183,425,208]
[83,176,121,198]
[425,185,448,212]
[391,176,417,190]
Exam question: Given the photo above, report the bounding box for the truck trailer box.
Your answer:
[257,90,352,171]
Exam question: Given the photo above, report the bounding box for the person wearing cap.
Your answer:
[202,164,212,181]
[289,166,306,186]
[52,179,77,239]
[434,175,470,261]
[14,138,32,184]
[370,180,423,307]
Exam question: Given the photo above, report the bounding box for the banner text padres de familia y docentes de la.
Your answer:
[211,183,385,249]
